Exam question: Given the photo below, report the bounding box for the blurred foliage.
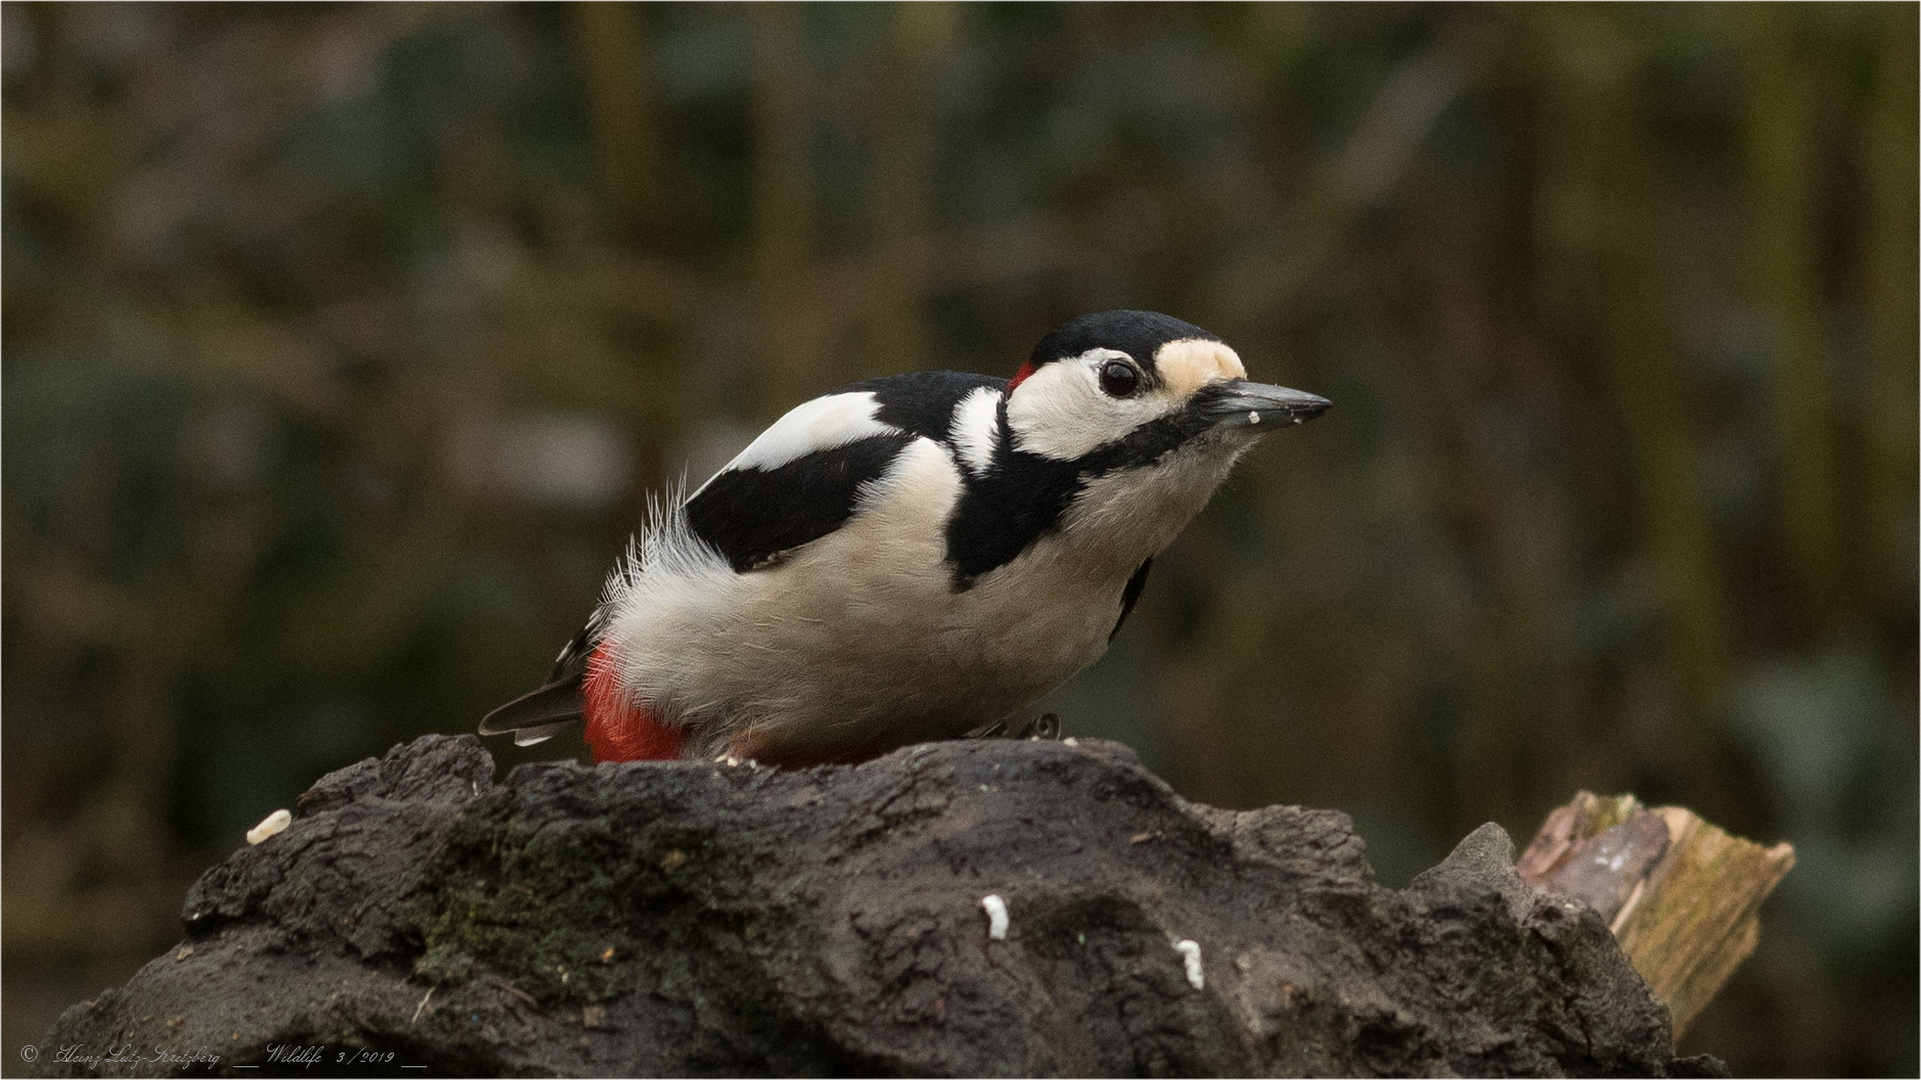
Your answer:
[2,4,1913,1074]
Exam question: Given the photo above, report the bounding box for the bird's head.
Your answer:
[1004,310,1329,465]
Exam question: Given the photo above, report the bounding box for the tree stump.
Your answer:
[1516,791,1796,1036]
[39,736,1733,1077]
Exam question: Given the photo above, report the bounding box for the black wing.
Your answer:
[843,370,1005,441]
[1111,557,1153,641]
[686,433,916,571]
[686,371,1003,572]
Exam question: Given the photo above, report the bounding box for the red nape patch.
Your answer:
[582,643,682,762]
[1006,360,1038,392]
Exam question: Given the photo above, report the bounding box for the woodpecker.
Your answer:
[480,310,1329,767]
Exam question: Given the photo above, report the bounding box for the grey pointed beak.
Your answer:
[1196,379,1331,431]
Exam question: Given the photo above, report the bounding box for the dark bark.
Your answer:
[41,735,1723,1077]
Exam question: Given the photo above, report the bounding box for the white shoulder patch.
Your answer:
[948,385,1003,477]
[695,392,894,493]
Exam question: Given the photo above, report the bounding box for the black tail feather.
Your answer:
[479,677,585,742]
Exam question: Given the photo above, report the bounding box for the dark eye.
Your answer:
[1098,359,1141,398]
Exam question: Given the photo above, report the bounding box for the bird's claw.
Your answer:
[1019,712,1062,740]
[969,713,1061,741]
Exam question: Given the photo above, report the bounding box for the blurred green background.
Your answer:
[3,3,1914,1074]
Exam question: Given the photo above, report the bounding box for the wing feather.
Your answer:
[683,371,1005,571]
[686,433,915,571]
[1111,557,1153,641]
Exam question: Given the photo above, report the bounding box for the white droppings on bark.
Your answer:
[981,894,1009,940]
[246,809,292,845]
[1174,939,1204,990]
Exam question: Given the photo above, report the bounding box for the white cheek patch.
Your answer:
[1006,353,1180,462]
[696,392,893,492]
[948,386,1003,477]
